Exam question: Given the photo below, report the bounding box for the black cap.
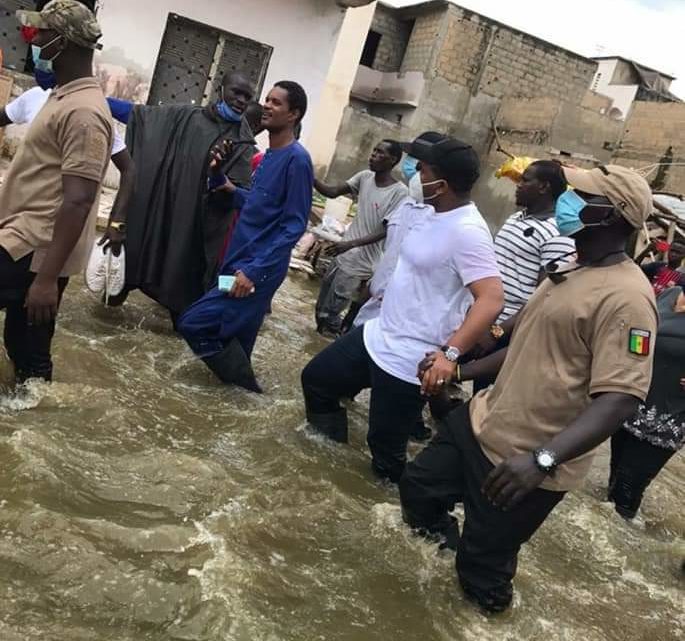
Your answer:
[400,134,480,191]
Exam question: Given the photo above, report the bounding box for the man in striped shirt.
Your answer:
[485,162,575,344]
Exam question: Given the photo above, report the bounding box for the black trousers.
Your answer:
[0,249,68,382]
[399,403,565,611]
[608,428,676,519]
[301,325,424,482]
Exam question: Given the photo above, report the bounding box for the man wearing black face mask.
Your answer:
[114,71,256,319]
[406,165,657,613]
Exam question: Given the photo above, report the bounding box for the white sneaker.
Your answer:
[85,241,126,301]
[85,243,108,293]
[106,246,126,298]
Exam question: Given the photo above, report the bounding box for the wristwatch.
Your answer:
[109,221,127,233]
[442,345,461,363]
[533,448,558,474]
[490,324,505,340]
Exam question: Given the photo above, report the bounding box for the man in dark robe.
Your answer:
[121,72,256,319]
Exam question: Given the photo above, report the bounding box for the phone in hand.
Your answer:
[218,275,236,293]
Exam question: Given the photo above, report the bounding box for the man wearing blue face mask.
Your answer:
[401,152,425,203]
[110,71,256,321]
[0,67,133,259]
[407,164,657,613]
[0,0,113,383]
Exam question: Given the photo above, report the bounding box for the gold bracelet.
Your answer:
[455,364,461,383]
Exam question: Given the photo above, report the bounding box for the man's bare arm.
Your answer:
[26,175,99,324]
[314,178,352,199]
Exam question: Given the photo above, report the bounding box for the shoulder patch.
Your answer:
[629,328,651,356]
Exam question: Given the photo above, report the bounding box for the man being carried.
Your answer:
[404,165,657,613]
[314,140,407,337]
[117,72,256,320]
[178,81,313,393]
[0,0,112,382]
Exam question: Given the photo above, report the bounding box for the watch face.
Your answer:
[538,452,554,468]
[445,347,459,362]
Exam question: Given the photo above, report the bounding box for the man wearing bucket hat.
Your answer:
[0,0,112,382]
[404,165,658,613]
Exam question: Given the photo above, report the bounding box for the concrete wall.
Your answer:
[2,0,374,187]
[401,9,447,73]
[328,3,604,227]
[307,2,377,175]
[351,66,424,106]
[436,6,597,101]
[368,3,413,73]
[96,0,351,144]
[496,94,624,161]
[616,101,685,193]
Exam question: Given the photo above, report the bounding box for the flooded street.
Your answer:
[0,273,682,641]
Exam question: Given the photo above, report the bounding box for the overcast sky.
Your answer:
[386,0,684,97]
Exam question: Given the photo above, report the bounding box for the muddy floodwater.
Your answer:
[0,273,682,641]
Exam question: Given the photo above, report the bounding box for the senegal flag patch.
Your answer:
[629,328,651,356]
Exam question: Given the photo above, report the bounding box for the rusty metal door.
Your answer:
[147,13,272,107]
[0,0,37,71]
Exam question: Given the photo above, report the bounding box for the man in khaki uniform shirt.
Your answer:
[402,165,657,613]
[0,0,112,382]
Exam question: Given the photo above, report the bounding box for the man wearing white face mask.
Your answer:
[302,135,504,483]
[353,132,445,330]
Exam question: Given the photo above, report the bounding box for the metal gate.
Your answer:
[0,0,37,71]
[147,13,272,107]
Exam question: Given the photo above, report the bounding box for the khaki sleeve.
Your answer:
[588,290,658,400]
[59,108,112,182]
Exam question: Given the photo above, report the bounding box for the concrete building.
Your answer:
[591,56,679,120]
[0,0,376,172]
[325,0,685,226]
[328,0,605,226]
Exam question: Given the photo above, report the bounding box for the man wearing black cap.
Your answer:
[301,135,504,482]
[0,0,112,382]
[405,164,657,613]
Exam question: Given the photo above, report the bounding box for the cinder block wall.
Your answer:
[616,101,685,192]
[368,4,413,73]
[436,6,597,101]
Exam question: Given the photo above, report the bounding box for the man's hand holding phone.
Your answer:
[219,272,255,298]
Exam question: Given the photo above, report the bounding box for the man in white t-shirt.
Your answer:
[302,135,504,482]
[1,72,133,256]
[314,140,408,337]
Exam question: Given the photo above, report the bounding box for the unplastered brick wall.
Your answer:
[401,9,447,74]
[436,9,486,88]
[437,6,597,102]
[619,101,685,161]
[616,101,685,192]
[495,94,624,163]
[369,4,413,73]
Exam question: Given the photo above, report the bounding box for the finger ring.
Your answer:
[437,378,445,385]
